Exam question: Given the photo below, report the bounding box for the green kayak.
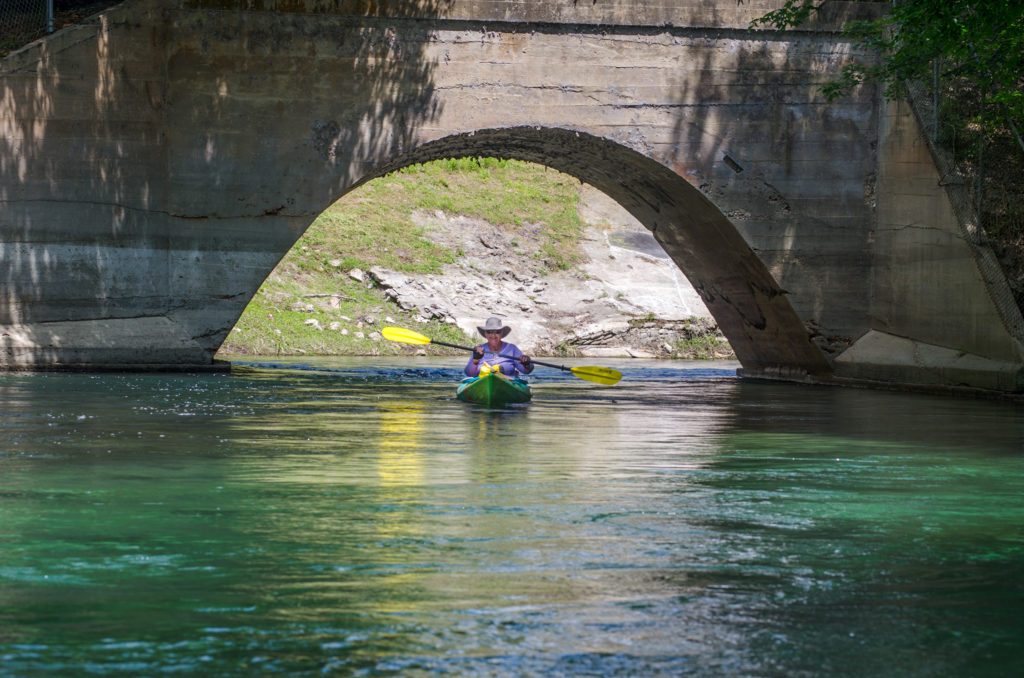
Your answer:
[456,370,532,406]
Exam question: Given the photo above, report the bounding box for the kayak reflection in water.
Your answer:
[464,317,535,378]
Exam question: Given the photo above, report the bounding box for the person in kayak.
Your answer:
[464,317,534,378]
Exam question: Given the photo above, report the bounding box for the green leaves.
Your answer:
[749,0,824,31]
[751,0,1024,146]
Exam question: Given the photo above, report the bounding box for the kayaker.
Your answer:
[464,317,535,378]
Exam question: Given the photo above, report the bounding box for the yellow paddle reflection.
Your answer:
[376,401,427,487]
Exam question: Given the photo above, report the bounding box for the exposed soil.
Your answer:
[370,185,732,359]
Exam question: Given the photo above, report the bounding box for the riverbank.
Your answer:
[217,159,732,360]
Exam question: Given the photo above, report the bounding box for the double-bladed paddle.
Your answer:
[381,326,622,385]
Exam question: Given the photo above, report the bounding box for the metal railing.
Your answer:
[1,0,54,53]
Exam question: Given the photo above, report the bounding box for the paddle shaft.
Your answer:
[430,338,573,374]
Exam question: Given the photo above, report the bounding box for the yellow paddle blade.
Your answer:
[570,365,622,385]
[381,326,432,345]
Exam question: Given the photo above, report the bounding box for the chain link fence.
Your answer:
[915,71,1023,235]
[1,0,53,53]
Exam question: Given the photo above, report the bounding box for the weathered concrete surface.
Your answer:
[2,0,1022,392]
[834,98,1024,392]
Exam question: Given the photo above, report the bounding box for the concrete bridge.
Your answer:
[3,0,1023,393]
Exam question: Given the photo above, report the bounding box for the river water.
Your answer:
[1,357,1022,676]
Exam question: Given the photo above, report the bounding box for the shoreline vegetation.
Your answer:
[216,158,734,361]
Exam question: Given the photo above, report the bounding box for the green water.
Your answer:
[1,358,1022,676]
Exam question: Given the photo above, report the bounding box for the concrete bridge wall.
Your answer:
[2,0,1022,392]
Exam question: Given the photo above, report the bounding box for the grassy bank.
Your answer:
[217,158,585,358]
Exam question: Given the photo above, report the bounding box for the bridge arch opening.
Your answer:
[365,128,830,378]
[221,154,728,360]
[223,127,829,379]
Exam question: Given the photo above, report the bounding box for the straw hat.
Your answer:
[477,317,511,338]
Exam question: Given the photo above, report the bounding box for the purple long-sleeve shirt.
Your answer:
[464,342,534,378]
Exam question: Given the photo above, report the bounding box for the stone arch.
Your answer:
[332,127,831,379]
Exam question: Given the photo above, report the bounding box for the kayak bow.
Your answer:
[456,366,532,406]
